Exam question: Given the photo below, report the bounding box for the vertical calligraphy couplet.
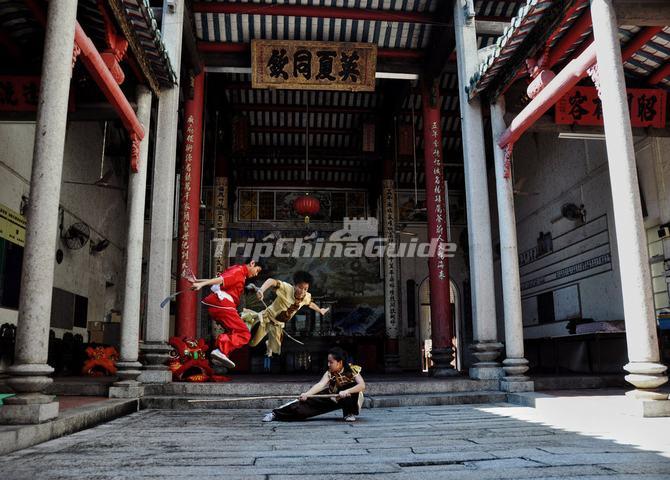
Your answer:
[382,180,399,339]
[421,80,454,361]
[175,72,205,338]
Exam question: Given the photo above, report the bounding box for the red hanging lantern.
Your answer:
[293,104,321,223]
[294,194,320,224]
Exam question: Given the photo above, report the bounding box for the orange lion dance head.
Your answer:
[82,345,119,376]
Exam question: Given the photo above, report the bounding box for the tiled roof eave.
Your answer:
[466,0,559,101]
[110,0,177,91]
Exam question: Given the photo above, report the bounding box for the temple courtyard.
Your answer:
[2,397,670,479]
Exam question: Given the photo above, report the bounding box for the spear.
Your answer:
[187,393,339,403]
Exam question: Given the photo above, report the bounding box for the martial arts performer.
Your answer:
[242,271,329,360]
[262,347,365,422]
[190,260,262,369]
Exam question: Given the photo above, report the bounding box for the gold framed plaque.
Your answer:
[251,39,377,92]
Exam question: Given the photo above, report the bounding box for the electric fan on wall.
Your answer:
[61,222,90,250]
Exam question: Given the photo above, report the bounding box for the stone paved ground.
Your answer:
[2,402,670,479]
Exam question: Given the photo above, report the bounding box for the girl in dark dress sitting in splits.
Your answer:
[263,347,366,423]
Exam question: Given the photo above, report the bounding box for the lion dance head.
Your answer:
[82,345,119,376]
[168,336,230,382]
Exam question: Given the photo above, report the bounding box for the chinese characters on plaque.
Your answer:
[556,87,666,128]
[251,40,377,91]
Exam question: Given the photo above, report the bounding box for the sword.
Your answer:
[283,330,304,346]
[160,267,198,308]
[160,289,191,308]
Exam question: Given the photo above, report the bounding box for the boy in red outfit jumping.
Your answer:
[190,260,262,369]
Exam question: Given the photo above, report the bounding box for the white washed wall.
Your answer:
[0,121,127,346]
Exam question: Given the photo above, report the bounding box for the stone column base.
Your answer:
[139,341,172,384]
[109,381,145,399]
[623,395,670,417]
[0,394,58,424]
[430,347,459,377]
[500,378,534,392]
[470,365,504,380]
[115,361,143,383]
[470,341,504,380]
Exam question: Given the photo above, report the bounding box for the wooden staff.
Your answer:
[187,393,339,403]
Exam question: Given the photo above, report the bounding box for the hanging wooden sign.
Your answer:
[555,86,666,128]
[0,203,26,247]
[251,40,377,92]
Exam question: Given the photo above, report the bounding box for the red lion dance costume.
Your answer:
[82,346,119,376]
[201,264,252,362]
[167,336,230,382]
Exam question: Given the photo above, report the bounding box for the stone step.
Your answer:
[140,391,506,410]
[143,378,500,397]
[367,391,507,408]
[533,374,625,391]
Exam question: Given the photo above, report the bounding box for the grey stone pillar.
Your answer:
[139,0,184,384]
[490,99,533,393]
[454,0,503,379]
[0,0,78,425]
[110,85,152,398]
[591,0,669,415]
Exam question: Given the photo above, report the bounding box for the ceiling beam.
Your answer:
[201,54,425,75]
[198,41,424,60]
[613,0,670,26]
[233,147,372,158]
[182,3,202,74]
[475,19,508,36]
[504,111,670,137]
[250,126,356,135]
[192,3,435,24]
[230,103,372,114]
[233,163,367,173]
[648,61,670,85]
[233,179,370,188]
[219,81,458,98]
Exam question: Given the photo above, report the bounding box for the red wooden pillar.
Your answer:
[421,79,457,376]
[176,71,205,338]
